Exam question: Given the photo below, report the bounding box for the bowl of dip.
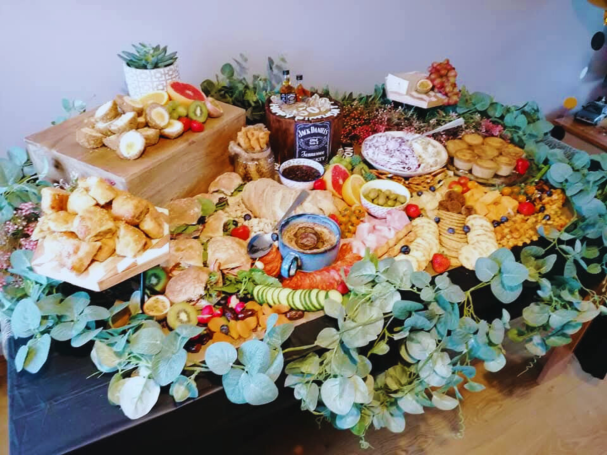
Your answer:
[279,158,324,190]
[278,214,340,278]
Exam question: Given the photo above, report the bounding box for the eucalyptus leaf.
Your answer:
[484,352,506,372]
[119,377,160,420]
[431,392,458,411]
[130,327,164,355]
[315,327,340,349]
[393,300,424,319]
[320,377,355,415]
[151,348,187,386]
[265,350,284,382]
[205,342,237,375]
[91,341,121,373]
[335,405,361,429]
[238,339,271,375]
[475,257,499,282]
[80,306,110,322]
[15,345,28,372]
[23,334,51,374]
[464,381,486,392]
[71,328,102,348]
[222,368,246,404]
[108,373,126,406]
[11,298,42,338]
[175,324,204,339]
[50,322,75,341]
[397,394,424,414]
[240,372,279,405]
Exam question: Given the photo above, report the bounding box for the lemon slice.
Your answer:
[143,295,171,320]
[139,90,170,106]
[342,174,366,206]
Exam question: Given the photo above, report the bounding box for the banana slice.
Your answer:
[160,119,184,139]
[117,130,146,160]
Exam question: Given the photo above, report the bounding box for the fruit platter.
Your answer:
[5,53,607,452]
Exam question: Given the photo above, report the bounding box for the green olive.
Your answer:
[384,190,392,197]
[376,195,387,206]
[388,193,398,200]
[386,200,396,207]
[367,189,379,199]
[397,195,407,204]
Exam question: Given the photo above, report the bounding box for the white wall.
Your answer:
[0,0,604,153]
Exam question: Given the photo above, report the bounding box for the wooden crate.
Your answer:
[25,102,245,206]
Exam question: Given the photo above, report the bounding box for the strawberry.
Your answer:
[431,253,451,274]
[178,117,191,132]
[190,120,204,132]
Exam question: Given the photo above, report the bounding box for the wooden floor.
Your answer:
[1,340,606,455]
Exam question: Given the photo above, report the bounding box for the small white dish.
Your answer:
[279,158,324,190]
[360,180,411,219]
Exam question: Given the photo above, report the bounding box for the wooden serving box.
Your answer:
[25,102,246,206]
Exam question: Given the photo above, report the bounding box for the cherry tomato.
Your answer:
[517,201,535,216]
[190,120,204,132]
[501,187,513,196]
[449,182,463,193]
[467,181,478,189]
[313,179,327,190]
[405,204,421,218]
[461,184,470,194]
[517,195,528,203]
[178,117,191,132]
[457,176,470,185]
[231,225,250,240]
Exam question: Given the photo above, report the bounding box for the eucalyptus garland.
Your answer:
[1,88,606,448]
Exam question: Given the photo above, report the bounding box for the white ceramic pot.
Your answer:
[279,158,325,190]
[123,62,180,99]
[360,179,410,219]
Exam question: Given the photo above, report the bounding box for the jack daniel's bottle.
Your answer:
[280,70,296,105]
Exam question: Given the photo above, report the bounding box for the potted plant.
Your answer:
[118,43,179,98]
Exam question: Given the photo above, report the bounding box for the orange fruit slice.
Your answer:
[342,175,366,206]
[139,90,169,106]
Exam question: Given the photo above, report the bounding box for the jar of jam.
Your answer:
[228,141,276,182]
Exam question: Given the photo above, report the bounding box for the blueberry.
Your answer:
[244,214,252,221]
[500,216,508,223]
[447,227,455,234]
[539,205,546,213]
[400,245,411,254]
[463,225,470,233]
[492,220,500,227]
[271,233,279,242]
[546,190,553,196]
[543,214,551,221]
[434,217,440,223]
[417,191,423,196]
[429,186,436,192]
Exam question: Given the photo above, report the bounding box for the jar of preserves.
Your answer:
[228,140,276,182]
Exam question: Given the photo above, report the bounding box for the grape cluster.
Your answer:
[428,59,460,106]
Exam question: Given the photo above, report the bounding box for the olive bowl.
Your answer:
[360,179,411,219]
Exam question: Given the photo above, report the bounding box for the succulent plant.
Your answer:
[118,43,177,70]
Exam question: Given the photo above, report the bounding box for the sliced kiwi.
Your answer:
[167,302,198,330]
[145,266,168,293]
[188,101,208,123]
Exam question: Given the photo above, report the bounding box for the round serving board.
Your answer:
[361,131,449,178]
[265,98,343,165]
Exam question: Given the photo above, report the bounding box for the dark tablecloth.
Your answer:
[7,240,606,454]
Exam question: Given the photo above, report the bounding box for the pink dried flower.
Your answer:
[20,238,38,251]
[0,252,11,270]
[4,221,19,234]
[480,119,504,137]
[24,223,36,236]
[16,202,38,216]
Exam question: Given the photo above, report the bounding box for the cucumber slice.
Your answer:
[278,288,291,306]
[270,287,281,306]
[252,286,260,302]
[316,291,330,311]
[260,286,269,304]
[328,290,343,304]
[303,290,313,311]
[288,290,298,310]
[307,289,319,311]
[256,286,265,304]
[293,290,304,311]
